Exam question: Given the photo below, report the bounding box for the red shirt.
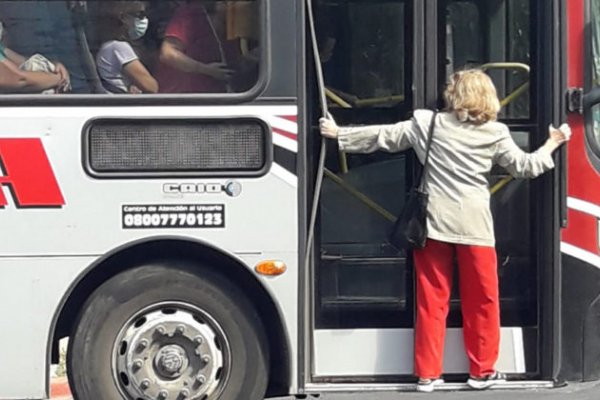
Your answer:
[156,4,226,93]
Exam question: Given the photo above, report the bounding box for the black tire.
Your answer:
[67,263,269,400]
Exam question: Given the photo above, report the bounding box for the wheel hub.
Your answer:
[155,344,188,378]
[113,303,230,400]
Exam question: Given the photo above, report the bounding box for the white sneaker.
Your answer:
[416,377,444,393]
[467,371,507,390]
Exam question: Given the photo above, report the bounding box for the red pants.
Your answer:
[413,238,500,378]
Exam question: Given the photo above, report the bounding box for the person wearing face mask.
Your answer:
[95,1,158,94]
[0,19,70,93]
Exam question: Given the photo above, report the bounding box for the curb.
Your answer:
[50,377,71,398]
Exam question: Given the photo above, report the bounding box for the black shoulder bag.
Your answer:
[388,112,437,250]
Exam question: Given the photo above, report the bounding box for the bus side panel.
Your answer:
[0,257,95,399]
[0,106,300,398]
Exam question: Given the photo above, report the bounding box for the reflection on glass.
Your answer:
[0,0,260,95]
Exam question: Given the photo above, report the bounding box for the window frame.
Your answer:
[0,0,269,106]
[584,0,600,170]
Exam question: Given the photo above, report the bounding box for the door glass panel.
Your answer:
[316,0,409,116]
[442,0,536,328]
[314,0,412,329]
[444,0,531,119]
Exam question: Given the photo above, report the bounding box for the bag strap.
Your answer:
[417,111,438,191]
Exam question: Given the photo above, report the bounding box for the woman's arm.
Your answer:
[0,59,61,93]
[320,116,420,153]
[494,124,571,178]
[3,47,26,66]
[159,37,234,81]
[123,59,158,93]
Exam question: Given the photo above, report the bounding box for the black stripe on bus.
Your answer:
[273,145,297,176]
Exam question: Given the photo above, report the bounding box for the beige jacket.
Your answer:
[337,110,554,246]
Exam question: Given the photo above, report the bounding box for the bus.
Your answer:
[0,0,598,399]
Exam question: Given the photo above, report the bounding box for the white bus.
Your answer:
[1,0,600,399]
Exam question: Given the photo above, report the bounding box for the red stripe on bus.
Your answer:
[273,128,297,141]
[279,115,298,123]
[568,0,584,87]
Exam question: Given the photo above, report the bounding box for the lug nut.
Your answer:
[133,359,143,371]
[156,325,166,335]
[175,325,185,334]
[140,379,150,390]
[137,339,149,352]
[180,388,190,398]
[158,389,169,399]
[196,374,206,385]
[202,355,211,364]
[193,336,203,345]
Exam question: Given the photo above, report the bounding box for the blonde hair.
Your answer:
[443,69,501,124]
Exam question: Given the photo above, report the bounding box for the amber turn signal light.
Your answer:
[255,260,287,276]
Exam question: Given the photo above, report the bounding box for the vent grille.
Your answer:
[86,119,269,176]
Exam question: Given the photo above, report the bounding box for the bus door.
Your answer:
[559,0,600,382]
[309,0,558,385]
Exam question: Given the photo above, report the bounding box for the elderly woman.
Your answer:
[320,69,571,392]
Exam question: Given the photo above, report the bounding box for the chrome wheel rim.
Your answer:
[112,301,231,400]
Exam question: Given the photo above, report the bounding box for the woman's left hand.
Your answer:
[549,123,571,144]
[544,123,572,152]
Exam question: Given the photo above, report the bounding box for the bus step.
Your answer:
[305,380,555,393]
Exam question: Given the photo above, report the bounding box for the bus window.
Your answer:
[445,0,531,119]
[0,0,262,95]
[590,0,600,149]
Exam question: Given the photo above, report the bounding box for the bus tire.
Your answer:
[67,263,269,400]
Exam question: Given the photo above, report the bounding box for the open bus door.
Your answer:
[306,0,562,389]
[559,0,600,382]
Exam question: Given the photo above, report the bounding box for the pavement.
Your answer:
[51,378,600,400]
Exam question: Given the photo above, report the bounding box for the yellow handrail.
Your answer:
[481,62,530,73]
[324,168,396,222]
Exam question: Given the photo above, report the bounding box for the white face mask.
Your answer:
[128,17,148,40]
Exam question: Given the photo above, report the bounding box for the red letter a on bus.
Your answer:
[0,139,65,207]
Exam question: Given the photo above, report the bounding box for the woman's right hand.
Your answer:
[320,117,339,139]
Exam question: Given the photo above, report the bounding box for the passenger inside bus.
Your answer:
[0,19,70,94]
[95,1,158,94]
[156,0,259,93]
[0,0,261,95]
[156,0,234,93]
